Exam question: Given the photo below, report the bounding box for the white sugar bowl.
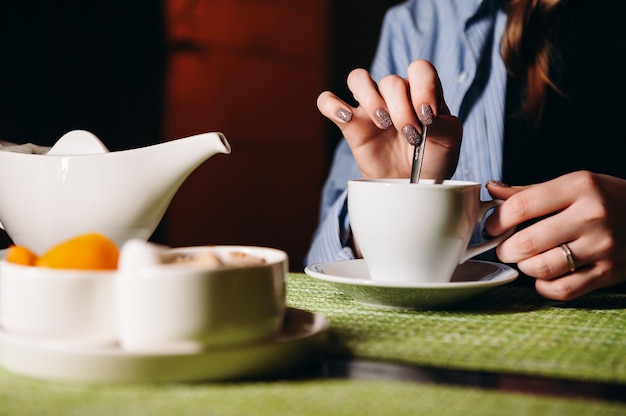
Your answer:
[115,241,288,353]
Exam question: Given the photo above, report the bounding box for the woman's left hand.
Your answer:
[485,171,626,300]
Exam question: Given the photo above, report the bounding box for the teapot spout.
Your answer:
[144,131,231,195]
[162,132,231,169]
[126,131,231,241]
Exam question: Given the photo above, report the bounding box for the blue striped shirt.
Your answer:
[306,0,508,265]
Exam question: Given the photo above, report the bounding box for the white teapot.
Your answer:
[0,130,231,254]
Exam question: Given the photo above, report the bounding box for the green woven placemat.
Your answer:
[2,368,625,416]
[287,274,626,384]
[1,274,625,415]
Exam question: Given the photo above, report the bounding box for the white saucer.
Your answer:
[304,260,518,310]
[0,307,328,383]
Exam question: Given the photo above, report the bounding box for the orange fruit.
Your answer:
[35,233,119,270]
[5,245,38,266]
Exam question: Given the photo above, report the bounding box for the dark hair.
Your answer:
[500,0,562,124]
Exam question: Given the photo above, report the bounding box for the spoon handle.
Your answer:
[409,126,427,183]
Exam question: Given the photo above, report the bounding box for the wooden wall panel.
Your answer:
[164,0,330,270]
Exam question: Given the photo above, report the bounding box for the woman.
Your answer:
[307,0,626,301]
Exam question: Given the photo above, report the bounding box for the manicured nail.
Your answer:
[336,107,353,123]
[486,180,510,188]
[375,108,392,129]
[418,104,434,126]
[402,125,421,146]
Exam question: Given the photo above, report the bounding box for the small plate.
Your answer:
[304,260,518,310]
[0,308,328,383]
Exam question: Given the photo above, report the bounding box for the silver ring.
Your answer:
[560,243,576,273]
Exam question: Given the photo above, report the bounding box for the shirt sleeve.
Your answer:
[305,140,360,265]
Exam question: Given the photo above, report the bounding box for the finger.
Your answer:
[417,114,463,180]
[484,182,526,237]
[495,206,583,264]
[516,243,581,280]
[534,267,601,301]
[504,212,612,279]
[485,181,528,199]
[347,68,392,129]
[377,75,422,145]
[317,91,382,149]
[425,114,463,149]
[486,177,576,237]
[407,60,449,117]
[317,91,354,125]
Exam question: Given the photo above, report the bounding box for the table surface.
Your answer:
[1,272,626,416]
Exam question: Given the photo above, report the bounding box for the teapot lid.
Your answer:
[45,130,109,156]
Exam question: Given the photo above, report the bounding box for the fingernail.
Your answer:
[402,125,421,146]
[375,108,392,129]
[336,107,353,123]
[418,104,434,126]
[486,180,510,188]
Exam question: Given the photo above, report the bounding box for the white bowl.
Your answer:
[115,245,288,353]
[0,261,116,347]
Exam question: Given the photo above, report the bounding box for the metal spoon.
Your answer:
[409,125,427,183]
[409,104,434,183]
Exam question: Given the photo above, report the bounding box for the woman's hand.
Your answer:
[317,60,463,181]
[485,171,626,300]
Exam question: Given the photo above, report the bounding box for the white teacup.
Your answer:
[348,179,510,284]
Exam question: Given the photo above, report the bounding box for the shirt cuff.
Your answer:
[305,190,355,266]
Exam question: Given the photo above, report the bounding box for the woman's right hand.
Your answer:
[317,60,463,181]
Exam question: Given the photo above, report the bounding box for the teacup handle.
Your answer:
[461,199,514,263]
